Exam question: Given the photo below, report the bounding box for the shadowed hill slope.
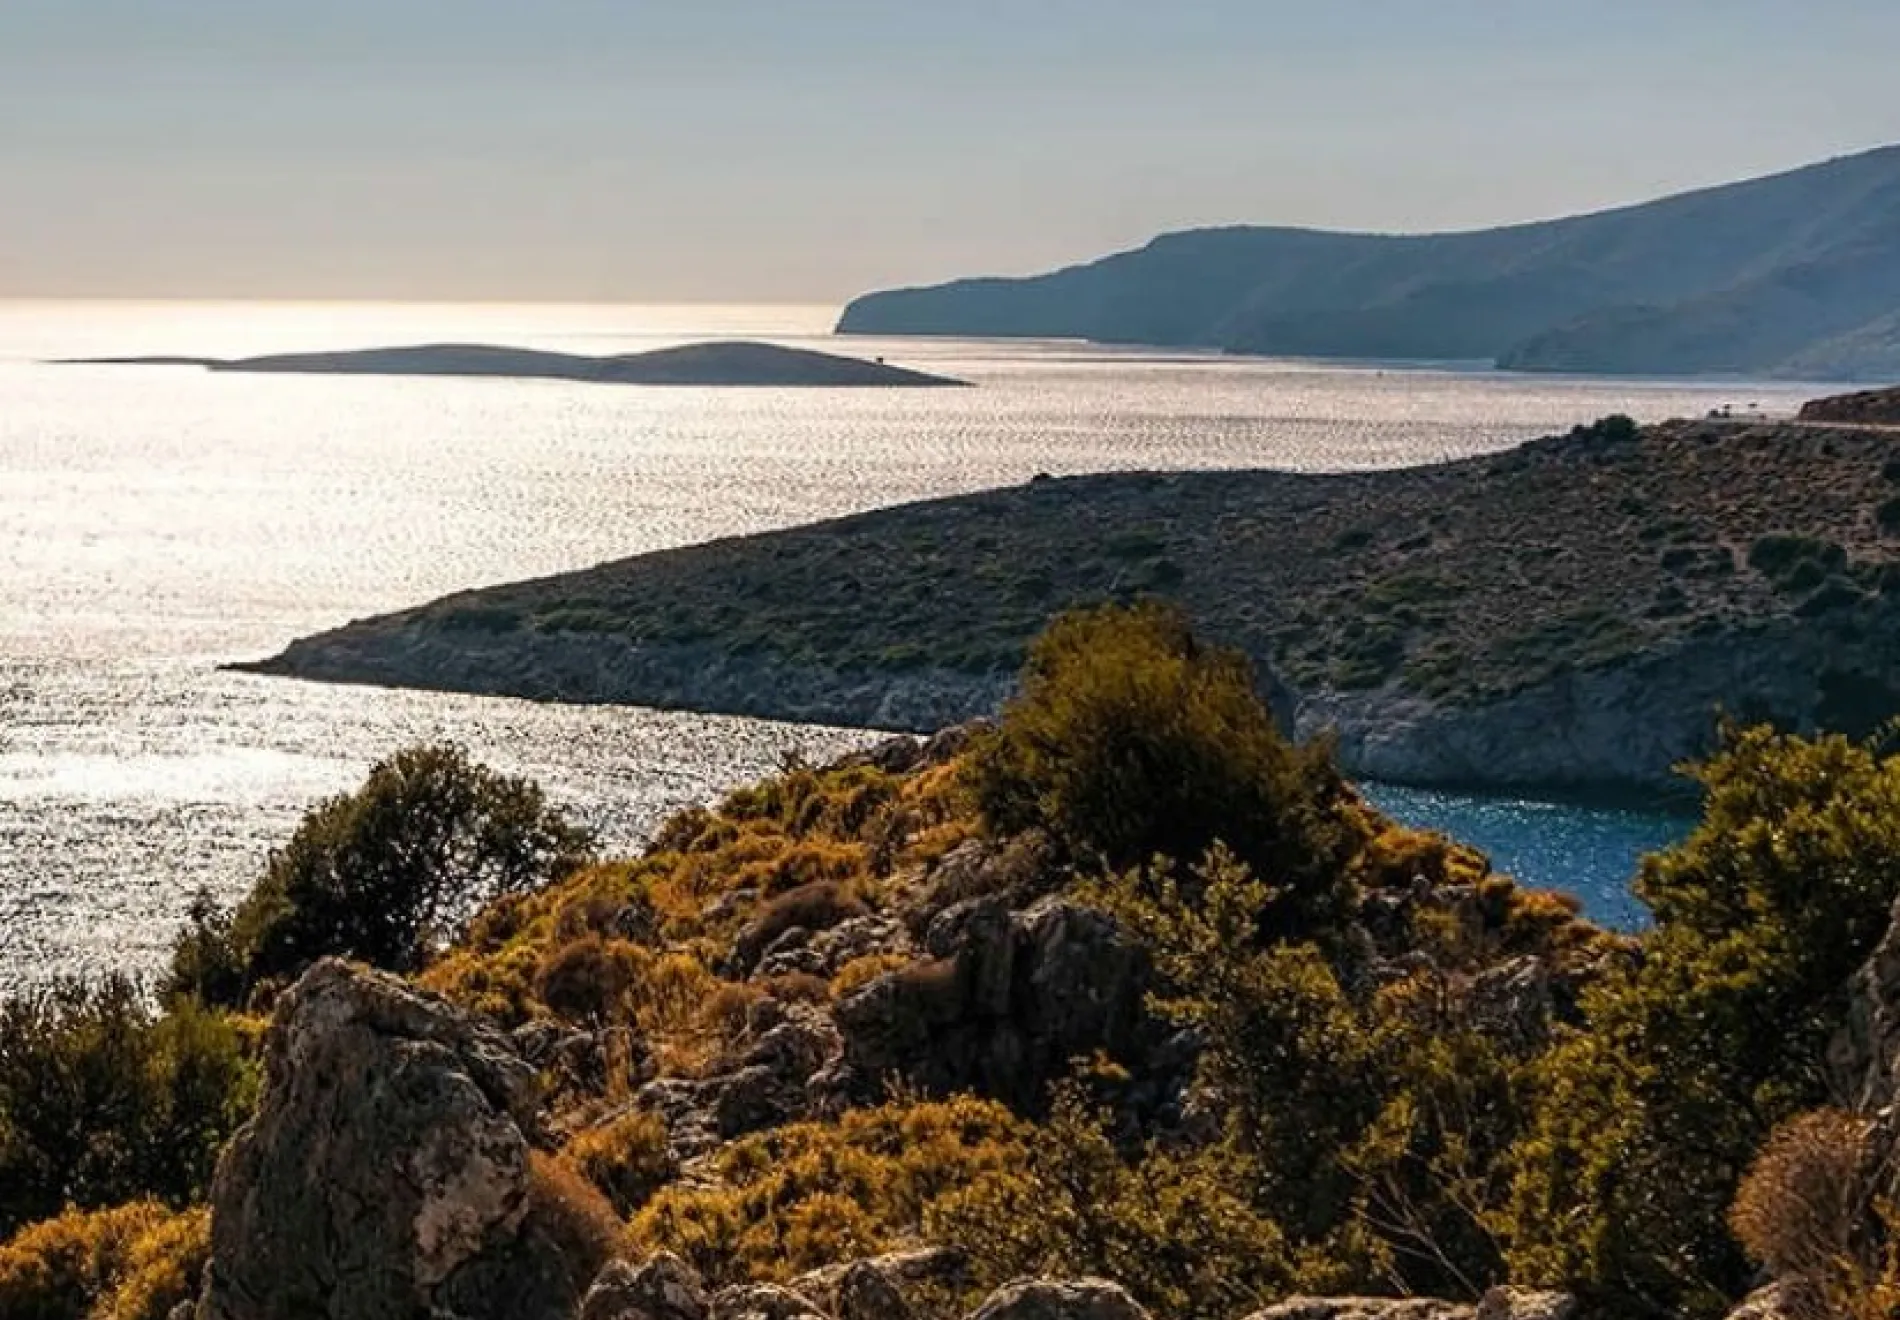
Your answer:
[839,145,1900,379]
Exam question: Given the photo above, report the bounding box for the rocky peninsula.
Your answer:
[64,340,966,388]
[241,404,1900,797]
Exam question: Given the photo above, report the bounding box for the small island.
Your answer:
[61,339,967,388]
[237,394,1900,797]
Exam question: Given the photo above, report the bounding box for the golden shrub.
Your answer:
[626,1094,1031,1287]
[0,1201,206,1320]
[831,954,912,998]
[93,1207,210,1320]
[1732,1108,1887,1311]
[564,1110,677,1217]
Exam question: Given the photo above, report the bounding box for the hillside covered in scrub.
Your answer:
[247,408,1900,794]
[8,607,1900,1320]
[838,145,1900,380]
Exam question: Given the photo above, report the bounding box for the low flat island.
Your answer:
[60,339,967,388]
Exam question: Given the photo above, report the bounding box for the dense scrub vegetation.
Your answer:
[6,605,1900,1318]
[268,413,1900,714]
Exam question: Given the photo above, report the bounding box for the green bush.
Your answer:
[928,1083,1294,1320]
[1505,726,1900,1318]
[186,744,594,1000]
[967,603,1358,933]
[1746,534,1847,593]
[0,982,256,1239]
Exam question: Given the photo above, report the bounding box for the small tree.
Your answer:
[968,602,1358,935]
[208,745,592,996]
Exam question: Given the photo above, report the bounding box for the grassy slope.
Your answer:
[264,417,1900,714]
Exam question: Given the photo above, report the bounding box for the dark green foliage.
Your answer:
[1506,726,1900,1318]
[1747,534,1848,593]
[188,744,593,1001]
[1571,414,1641,445]
[968,603,1358,932]
[928,1082,1295,1320]
[1090,848,1535,1302]
[0,980,257,1239]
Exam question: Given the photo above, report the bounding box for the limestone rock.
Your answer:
[1721,1283,1812,1320]
[826,895,1168,1114]
[834,1262,910,1320]
[195,959,597,1320]
[1475,1290,1577,1320]
[1241,1301,1471,1320]
[711,1283,831,1320]
[579,1253,710,1320]
[793,1246,968,1317]
[1241,1290,1573,1320]
[757,914,913,981]
[965,1278,1150,1320]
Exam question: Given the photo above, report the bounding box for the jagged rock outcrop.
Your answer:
[636,999,842,1159]
[822,893,1184,1114]
[194,960,598,1320]
[966,1278,1151,1320]
[580,1252,711,1320]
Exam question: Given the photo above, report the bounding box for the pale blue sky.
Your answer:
[2,1,1896,301]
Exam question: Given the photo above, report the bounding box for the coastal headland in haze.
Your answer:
[841,146,1900,381]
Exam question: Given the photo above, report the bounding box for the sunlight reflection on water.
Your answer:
[0,302,1837,985]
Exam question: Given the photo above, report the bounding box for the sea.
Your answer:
[0,301,1843,990]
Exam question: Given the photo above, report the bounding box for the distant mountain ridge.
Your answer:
[838,146,1900,379]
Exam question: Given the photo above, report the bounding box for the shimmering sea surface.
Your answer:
[0,301,1837,987]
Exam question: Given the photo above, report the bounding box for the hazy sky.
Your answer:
[3,1,1897,303]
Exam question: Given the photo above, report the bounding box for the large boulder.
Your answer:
[965,1278,1150,1320]
[195,960,600,1320]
